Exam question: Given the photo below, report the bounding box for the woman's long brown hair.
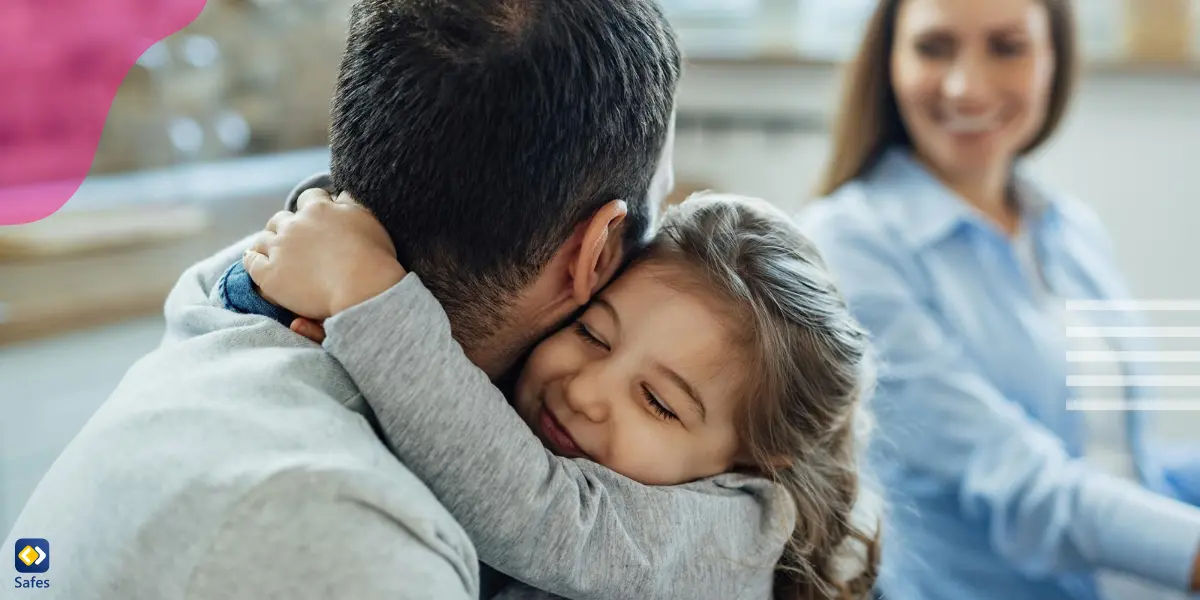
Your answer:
[815,0,1079,198]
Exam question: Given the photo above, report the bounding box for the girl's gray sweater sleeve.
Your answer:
[322,274,792,600]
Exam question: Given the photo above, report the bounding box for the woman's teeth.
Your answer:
[943,115,1000,134]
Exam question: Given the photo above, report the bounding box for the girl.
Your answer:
[797,0,1200,599]
[243,191,880,599]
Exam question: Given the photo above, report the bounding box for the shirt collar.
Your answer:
[1011,163,1063,229]
[284,173,335,212]
[866,147,1062,249]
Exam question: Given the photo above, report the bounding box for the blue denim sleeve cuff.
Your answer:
[217,261,296,326]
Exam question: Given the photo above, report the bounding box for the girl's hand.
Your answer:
[289,317,327,344]
[243,188,407,321]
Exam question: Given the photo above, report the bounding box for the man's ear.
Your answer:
[568,199,628,305]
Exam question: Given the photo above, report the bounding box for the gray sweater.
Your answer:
[4,238,479,600]
[6,223,790,600]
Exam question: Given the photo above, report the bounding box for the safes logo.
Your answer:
[14,540,48,574]
[13,539,50,590]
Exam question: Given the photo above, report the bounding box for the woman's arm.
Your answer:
[808,222,1200,591]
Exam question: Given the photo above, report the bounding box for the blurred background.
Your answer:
[2,0,1200,548]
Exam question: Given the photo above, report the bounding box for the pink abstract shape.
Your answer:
[0,0,208,225]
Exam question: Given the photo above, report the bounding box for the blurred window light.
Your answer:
[136,42,171,70]
[1078,0,1125,61]
[167,117,204,156]
[794,0,875,60]
[660,0,763,55]
[180,36,221,69]
[214,110,251,153]
[660,0,761,15]
[661,0,1199,64]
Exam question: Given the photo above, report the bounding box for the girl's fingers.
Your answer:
[290,318,327,343]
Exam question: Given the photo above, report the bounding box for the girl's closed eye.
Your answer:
[573,321,608,350]
[641,385,678,421]
[573,319,678,422]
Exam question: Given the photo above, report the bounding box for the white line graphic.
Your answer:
[1068,375,1200,387]
[1066,326,1200,338]
[1065,300,1200,311]
[1065,300,1200,410]
[1067,399,1200,411]
[1067,351,1200,362]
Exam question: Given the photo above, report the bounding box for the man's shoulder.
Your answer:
[9,339,469,598]
[92,343,449,515]
[101,327,389,480]
[11,438,475,600]
[181,463,478,600]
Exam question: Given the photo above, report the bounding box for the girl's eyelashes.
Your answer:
[574,321,609,350]
[573,321,678,422]
[642,385,678,421]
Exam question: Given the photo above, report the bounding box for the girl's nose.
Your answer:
[563,365,611,423]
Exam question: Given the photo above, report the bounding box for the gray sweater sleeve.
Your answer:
[323,275,792,600]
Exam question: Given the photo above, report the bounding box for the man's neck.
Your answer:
[465,346,507,382]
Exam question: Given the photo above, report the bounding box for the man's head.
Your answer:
[329,0,681,378]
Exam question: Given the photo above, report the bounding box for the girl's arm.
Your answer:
[243,191,790,600]
[321,274,787,600]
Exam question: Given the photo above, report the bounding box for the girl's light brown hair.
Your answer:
[643,193,880,599]
[815,0,1078,197]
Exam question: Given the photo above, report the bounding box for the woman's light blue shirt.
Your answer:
[796,148,1200,600]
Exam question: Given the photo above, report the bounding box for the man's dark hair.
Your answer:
[330,0,681,343]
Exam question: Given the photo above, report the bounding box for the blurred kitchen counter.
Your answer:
[0,148,330,346]
[0,203,267,346]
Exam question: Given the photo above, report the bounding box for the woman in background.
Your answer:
[797,0,1200,599]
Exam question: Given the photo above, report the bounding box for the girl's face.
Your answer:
[514,262,744,485]
[891,0,1056,179]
